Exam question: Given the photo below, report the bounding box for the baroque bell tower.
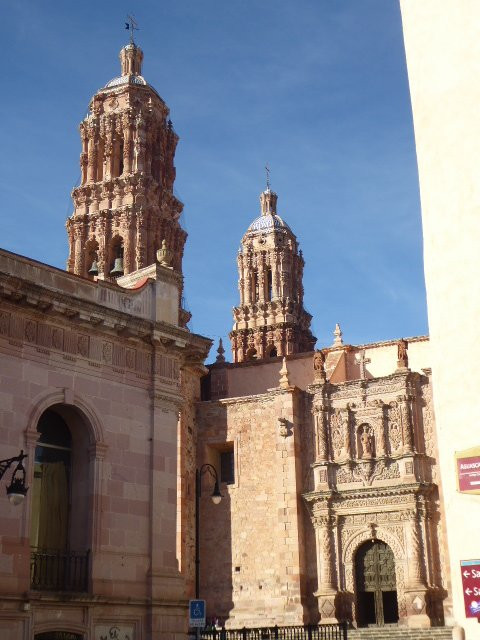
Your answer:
[66,41,185,280]
[230,186,316,362]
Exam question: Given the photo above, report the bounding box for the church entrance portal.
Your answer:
[354,540,399,626]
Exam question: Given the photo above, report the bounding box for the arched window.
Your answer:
[246,347,257,361]
[118,140,124,177]
[267,345,277,358]
[85,239,99,278]
[266,267,273,301]
[30,410,71,551]
[30,405,92,592]
[109,236,124,276]
[253,271,259,302]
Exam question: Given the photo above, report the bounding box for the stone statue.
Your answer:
[397,338,409,370]
[313,350,326,382]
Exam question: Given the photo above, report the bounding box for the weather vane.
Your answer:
[265,163,271,190]
[125,15,139,45]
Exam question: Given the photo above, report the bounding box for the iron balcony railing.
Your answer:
[30,548,90,592]
[194,624,348,640]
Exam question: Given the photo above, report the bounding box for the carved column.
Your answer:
[123,111,134,174]
[73,222,86,276]
[398,394,414,454]
[313,402,328,462]
[87,127,97,183]
[313,511,338,622]
[406,510,425,587]
[237,253,245,305]
[123,211,135,274]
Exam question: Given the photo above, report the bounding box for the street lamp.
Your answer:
[0,450,28,506]
[195,463,222,599]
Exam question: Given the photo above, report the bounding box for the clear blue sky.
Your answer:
[1,1,427,362]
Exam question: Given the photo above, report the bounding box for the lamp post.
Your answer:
[195,463,222,599]
[0,450,28,506]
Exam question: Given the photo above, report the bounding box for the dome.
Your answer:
[104,74,147,88]
[247,213,291,234]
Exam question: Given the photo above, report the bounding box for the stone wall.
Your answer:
[197,388,310,627]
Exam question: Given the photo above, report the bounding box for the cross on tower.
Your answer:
[265,163,271,190]
[125,15,139,45]
[355,349,371,380]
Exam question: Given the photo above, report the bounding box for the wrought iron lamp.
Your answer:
[195,463,222,598]
[0,450,28,506]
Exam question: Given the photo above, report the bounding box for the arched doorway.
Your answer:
[355,540,399,626]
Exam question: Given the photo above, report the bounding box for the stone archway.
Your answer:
[342,526,407,624]
[35,633,83,640]
[354,540,399,626]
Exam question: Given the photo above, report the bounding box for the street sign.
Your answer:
[189,599,206,628]
[460,560,480,617]
[455,446,480,494]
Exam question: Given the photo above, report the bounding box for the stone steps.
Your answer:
[347,627,452,640]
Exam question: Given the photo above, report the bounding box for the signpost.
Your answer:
[189,599,206,629]
[455,446,480,494]
[460,560,480,617]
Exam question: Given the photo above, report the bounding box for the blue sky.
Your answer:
[1,1,427,362]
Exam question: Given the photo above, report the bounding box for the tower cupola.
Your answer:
[66,42,186,283]
[229,187,316,362]
[120,43,143,76]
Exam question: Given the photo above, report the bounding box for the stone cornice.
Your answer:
[303,481,434,504]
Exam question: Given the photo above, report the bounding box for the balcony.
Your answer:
[30,548,90,592]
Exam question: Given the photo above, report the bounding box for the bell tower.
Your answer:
[230,187,316,362]
[66,42,186,280]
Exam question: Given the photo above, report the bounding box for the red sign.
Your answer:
[461,560,480,617]
[457,455,480,492]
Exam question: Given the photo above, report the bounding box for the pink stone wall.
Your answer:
[197,389,310,627]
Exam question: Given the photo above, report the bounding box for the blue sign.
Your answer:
[189,599,206,628]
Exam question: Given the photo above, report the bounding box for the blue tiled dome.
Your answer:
[247,213,291,233]
[104,74,148,88]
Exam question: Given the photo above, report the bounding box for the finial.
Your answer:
[156,239,172,267]
[125,15,139,45]
[279,357,290,389]
[216,338,226,363]
[333,323,344,347]
[265,163,271,191]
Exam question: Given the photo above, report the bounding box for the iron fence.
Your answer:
[30,548,90,592]
[193,624,347,640]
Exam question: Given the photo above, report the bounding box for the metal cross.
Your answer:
[125,15,139,45]
[356,349,371,380]
[265,163,271,190]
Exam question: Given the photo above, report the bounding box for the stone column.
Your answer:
[407,512,425,587]
[398,394,414,453]
[313,513,338,623]
[73,222,85,276]
[123,211,135,274]
[136,212,148,270]
[87,127,97,183]
[404,508,430,628]
[123,111,134,175]
[237,253,245,305]
[313,402,328,462]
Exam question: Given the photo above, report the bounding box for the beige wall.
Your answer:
[400,1,480,636]
[210,337,431,400]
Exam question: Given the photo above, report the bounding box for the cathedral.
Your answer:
[0,39,452,640]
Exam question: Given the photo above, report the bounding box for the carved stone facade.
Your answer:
[229,189,316,362]
[66,43,186,281]
[198,354,448,630]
